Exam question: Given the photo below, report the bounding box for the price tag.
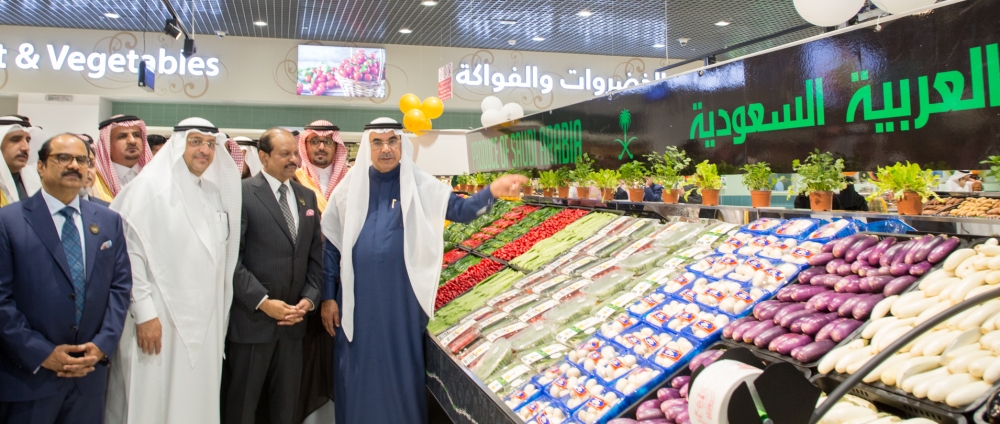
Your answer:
[704,288,725,301]
[733,290,754,305]
[518,300,559,322]
[585,236,621,257]
[618,220,649,238]
[560,257,598,275]
[693,319,718,334]
[792,248,815,259]
[709,223,739,235]
[614,237,654,260]
[661,257,687,272]
[744,258,765,271]
[598,216,631,236]
[696,234,720,246]
[647,311,670,326]
[487,290,521,307]
[631,282,654,294]
[679,289,697,302]
[520,344,569,365]
[551,279,591,301]
[657,347,682,362]
[460,341,493,366]
[571,234,604,253]
[438,321,474,346]
[529,275,570,294]
[764,267,786,282]
[486,322,529,342]
[675,247,706,259]
[581,259,619,280]
[555,317,604,343]
[502,294,540,313]
[475,312,509,331]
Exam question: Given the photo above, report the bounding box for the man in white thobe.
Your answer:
[105,118,241,424]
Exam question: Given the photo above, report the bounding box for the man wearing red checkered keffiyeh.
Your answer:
[224,137,247,179]
[93,114,153,202]
[294,120,348,212]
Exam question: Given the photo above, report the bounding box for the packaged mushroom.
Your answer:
[742,217,784,235]
[587,348,642,384]
[716,231,755,255]
[658,271,698,294]
[770,218,824,239]
[567,338,611,367]
[718,286,767,315]
[692,278,747,310]
[651,336,697,369]
[690,254,741,278]
[503,381,543,411]
[546,364,588,399]
[781,241,826,265]
[757,262,804,291]
[599,313,641,339]
[625,292,667,316]
[525,404,572,424]
[757,237,798,260]
[682,311,731,340]
[554,316,605,346]
[805,218,864,244]
[643,300,703,332]
[535,361,575,387]
[515,396,558,422]
[611,324,672,359]
[573,388,624,424]
[613,365,663,396]
[560,379,621,414]
[727,256,776,283]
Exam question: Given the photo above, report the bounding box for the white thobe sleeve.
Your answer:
[125,224,159,324]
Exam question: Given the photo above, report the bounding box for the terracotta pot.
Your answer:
[810,191,834,211]
[469,185,479,193]
[523,186,534,196]
[750,190,772,208]
[662,188,682,204]
[897,191,924,215]
[543,188,555,197]
[577,187,591,199]
[557,187,570,198]
[601,188,614,201]
[701,189,720,206]
[627,188,645,202]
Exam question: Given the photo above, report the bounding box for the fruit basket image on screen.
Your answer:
[296,45,386,98]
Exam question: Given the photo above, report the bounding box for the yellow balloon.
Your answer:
[403,108,428,133]
[398,93,421,114]
[420,96,445,119]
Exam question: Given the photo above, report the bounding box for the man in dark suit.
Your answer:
[0,134,132,423]
[223,128,322,424]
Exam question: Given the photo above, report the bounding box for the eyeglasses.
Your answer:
[308,138,335,147]
[49,153,93,167]
[371,139,400,149]
[188,139,218,149]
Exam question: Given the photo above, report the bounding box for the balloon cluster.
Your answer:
[792,0,865,27]
[398,93,444,135]
[480,96,525,128]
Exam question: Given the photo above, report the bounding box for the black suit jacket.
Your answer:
[229,172,323,344]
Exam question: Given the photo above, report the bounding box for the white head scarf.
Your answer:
[321,118,452,341]
[111,117,241,366]
[234,136,263,176]
[944,170,972,192]
[0,116,41,203]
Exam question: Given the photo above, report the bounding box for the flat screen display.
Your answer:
[297,45,386,98]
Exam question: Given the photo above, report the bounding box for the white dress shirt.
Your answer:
[112,162,143,186]
[315,164,333,194]
[261,171,299,230]
[41,190,85,274]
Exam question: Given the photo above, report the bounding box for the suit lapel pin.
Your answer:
[89,223,99,234]
[298,197,306,206]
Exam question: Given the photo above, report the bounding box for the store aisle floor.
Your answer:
[300,389,452,424]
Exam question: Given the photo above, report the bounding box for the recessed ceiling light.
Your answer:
[254,20,267,26]
[577,10,594,17]
[653,43,665,48]
[399,28,413,34]
[499,19,518,24]
[421,0,438,5]
[103,12,120,19]
[508,39,516,45]
[532,36,545,41]
[715,21,731,26]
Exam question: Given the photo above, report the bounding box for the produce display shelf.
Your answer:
[812,374,968,424]
[425,333,521,424]
[456,244,531,274]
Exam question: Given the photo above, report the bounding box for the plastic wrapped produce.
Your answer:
[485,362,535,396]
[612,325,672,359]
[613,366,663,396]
[550,278,595,302]
[771,218,824,239]
[727,257,777,283]
[653,221,707,250]
[526,404,572,424]
[517,342,569,372]
[613,237,659,261]
[482,318,530,342]
[536,361,575,387]
[557,255,602,275]
[466,338,511,377]
[516,270,562,291]
[574,388,623,424]
[439,321,481,354]
[515,395,558,421]
[757,238,798,260]
[486,288,523,309]
[626,292,667,316]
[717,231,755,255]
[509,322,558,352]
[692,279,745,310]
[473,310,511,332]
[691,254,741,278]
[659,271,697,294]
[737,235,778,256]
[518,297,563,323]
[503,381,543,411]
[582,270,636,300]
[543,295,599,326]
[596,216,636,237]
[618,247,669,273]
[590,351,642,384]
[757,262,803,291]
[579,257,624,281]
[554,317,606,346]
[806,218,865,244]
[782,241,826,265]
[742,218,784,234]
[526,274,575,297]
[567,338,612,369]
[684,310,731,339]
[718,287,767,315]
[600,313,641,339]
[590,236,632,259]
[693,222,741,247]
[616,218,658,240]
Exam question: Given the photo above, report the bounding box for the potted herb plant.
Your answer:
[646,147,691,204]
[556,167,572,198]
[539,170,560,197]
[618,161,648,202]
[591,169,621,201]
[571,154,596,199]
[789,150,846,212]
[687,160,723,206]
[866,162,940,215]
[741,162,782,208]
[515,169,536,196]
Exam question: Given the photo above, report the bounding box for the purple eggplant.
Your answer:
[816,318,850,341]
[904,235,935,264]
[729,319,760,341]
[883,275,918,296]
[742,320,776,344]
[878,266,893,276]
[799,267,828,285]
[829,319,863,342]
[853,294,884,320]
[812,291,838,312]
[912,236,945,264]
[689,349,724,371]
[779,308,817,328]
[812,274,844,288]
[799,313,837,336]
[890,262,912,277]
[723,317,757,339]
[809,253,836,267]
[805,292,827,311]
[769,333,813,355]
[846,236,878,263]
[865,275,894,293]
[675,410,690,424]
[836,263,854,276]
[679,383,689,398]
[671,376,690,389]
[822,241,836,253]
[909,261,933,277]
[753,301,784,320]
[826,293,852,312]
[772,303,807,323]
[658,387,681,401]
[891,240,916,266]
[754,326,790,347]
[826,258,847,274]
[838,295,864,317]
[851,260,867,274]
[789,285,830,302]
[660,398,687,418]
[834,275,861,293]
[791,339,837,363]
[637,400,664,420]
[928,237,961,264]
[868,237,898,267]
[880,242,905,267]
[857,246,875,264]
[833,234,865,258]
[775,286,795,302]
[790,312,828,333]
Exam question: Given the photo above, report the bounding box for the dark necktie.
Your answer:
[12,173,28,200]
[58,207,86,324]
[278,185,297,242]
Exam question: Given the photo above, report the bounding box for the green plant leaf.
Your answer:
[741,162,781,191]
[866,162,941,202]
[788,150,847,198]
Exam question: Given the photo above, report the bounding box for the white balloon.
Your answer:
[481,109,505,128]
[793,0,865,27]
[871,0,936,14]
[501,103,525,121]
[481,96,504,113]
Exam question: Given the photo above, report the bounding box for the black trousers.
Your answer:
[222,336,303,424]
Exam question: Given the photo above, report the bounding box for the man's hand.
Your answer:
[261,299,304,325]
[41,344,97,377]
[276,298,312,326]
[321,300,341,337]
[490,174,529,198]
[136,318,162,356]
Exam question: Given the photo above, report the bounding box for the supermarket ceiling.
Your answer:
[0,0,835,60]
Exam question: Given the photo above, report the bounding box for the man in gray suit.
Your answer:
[222,128,322,424]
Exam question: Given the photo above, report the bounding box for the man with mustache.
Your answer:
[232,137,262,180]
[105,118,241,424]
[0,133,132,424]
[222,128,321,424]
[0,115,37,207]
[91,115,153,203]
[294,120,348,212]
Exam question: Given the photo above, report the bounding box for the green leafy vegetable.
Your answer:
[618,161,647,188]
[741,162,782,191]
[867,162,941,202]
[789,150,847,197]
